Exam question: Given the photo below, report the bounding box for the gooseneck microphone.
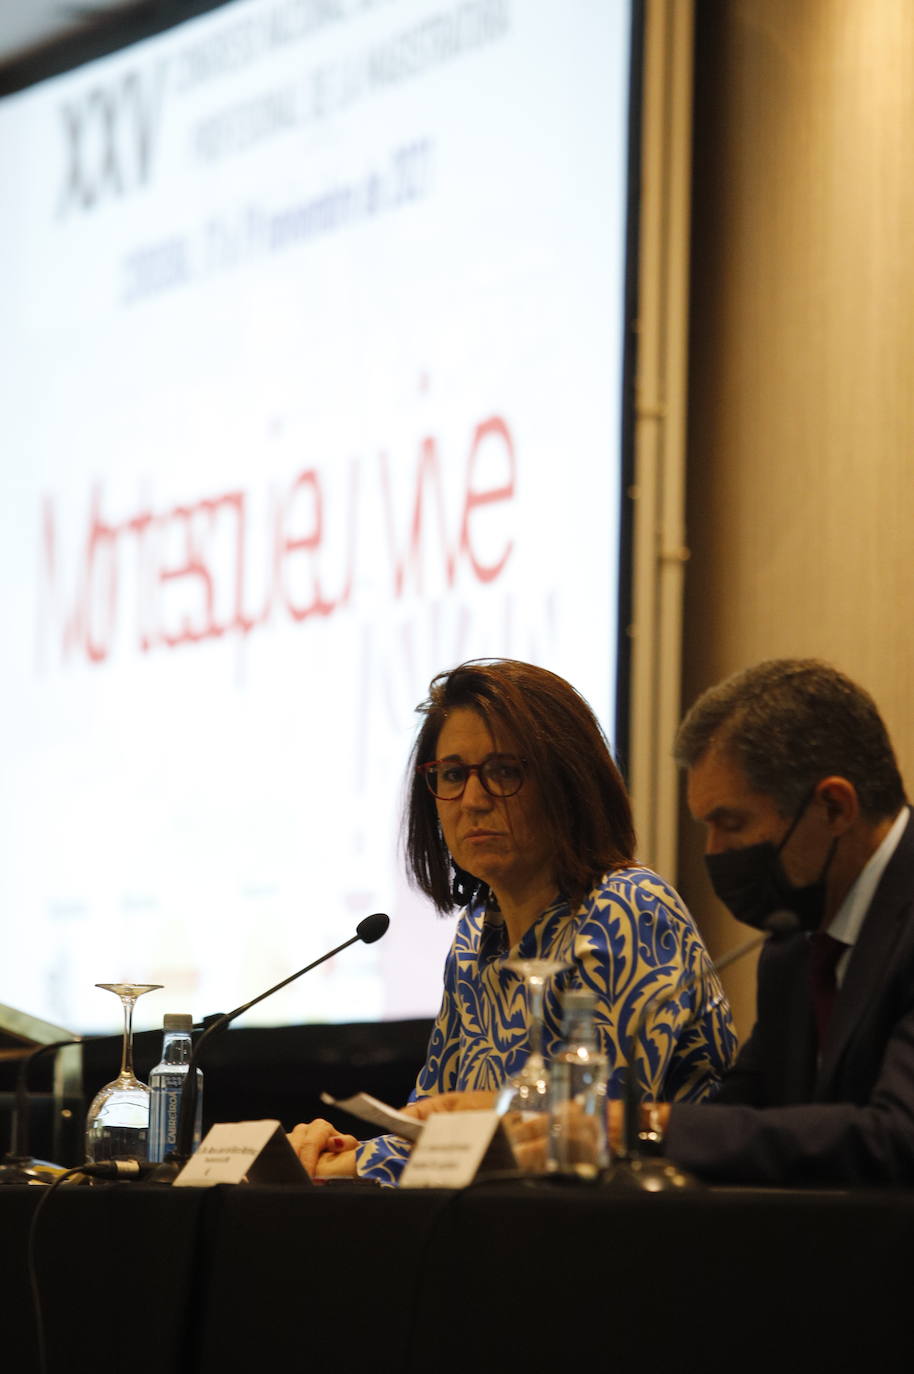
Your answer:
[154,912,390,1178]
[0,1037,83,1186]
[612,908,799,1190]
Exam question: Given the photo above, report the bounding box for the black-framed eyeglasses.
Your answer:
[418,754,528,801]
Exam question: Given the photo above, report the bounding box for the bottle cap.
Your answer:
[163,1013,193,1031]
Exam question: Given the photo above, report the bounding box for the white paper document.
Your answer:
[320,1090,423,1142]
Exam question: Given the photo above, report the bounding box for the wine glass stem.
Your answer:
[120,997,136,1079]
[528,977,545,1064]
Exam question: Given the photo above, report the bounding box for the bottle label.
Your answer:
[149,1069,201,1161]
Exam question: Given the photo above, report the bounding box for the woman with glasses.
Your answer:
[290,658,735,1182]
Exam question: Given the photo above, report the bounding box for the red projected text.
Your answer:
[38,413,516,666]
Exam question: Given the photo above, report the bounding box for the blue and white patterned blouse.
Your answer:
[355,865,736,1185]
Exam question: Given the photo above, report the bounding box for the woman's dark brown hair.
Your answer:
[404,659,636,912]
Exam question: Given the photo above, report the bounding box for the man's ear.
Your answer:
[815,776,859,832]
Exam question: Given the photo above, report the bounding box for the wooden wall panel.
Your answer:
[681,0,914,1038]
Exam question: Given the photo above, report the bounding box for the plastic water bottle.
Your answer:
[548,988,609,1178]
[148,1014,202,1162]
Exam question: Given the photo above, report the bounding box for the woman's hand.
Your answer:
[287,1118,359,1179]
[502,1110,549,1172]
[401,1090,497,1120]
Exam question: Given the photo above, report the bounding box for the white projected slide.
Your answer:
[0,0,634,1032]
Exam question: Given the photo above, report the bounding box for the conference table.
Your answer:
[2,1178,910,1373]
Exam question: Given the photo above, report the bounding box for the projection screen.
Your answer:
[0,0,638,1031]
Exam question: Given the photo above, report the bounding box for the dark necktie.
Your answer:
[808,931,847,1045]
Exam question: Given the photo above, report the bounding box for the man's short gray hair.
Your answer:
[675,658,906,820]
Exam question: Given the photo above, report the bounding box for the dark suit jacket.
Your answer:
[666,809,914,1184]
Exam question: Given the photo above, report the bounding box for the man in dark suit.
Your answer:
[644,658,914,1184]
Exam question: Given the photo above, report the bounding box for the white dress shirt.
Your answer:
[827,808,909,986]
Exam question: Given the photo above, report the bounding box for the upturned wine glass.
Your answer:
[85,983,162,1163]
[495,957,567,1168]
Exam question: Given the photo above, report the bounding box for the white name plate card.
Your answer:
[399,1110,517,1189]
[173,1120,313,1187]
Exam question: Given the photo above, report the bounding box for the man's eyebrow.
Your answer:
[701,805,746,825]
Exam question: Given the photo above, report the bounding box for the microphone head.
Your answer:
[356,912,390,945]
[764,909,801,938]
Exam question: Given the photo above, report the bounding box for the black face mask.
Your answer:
[704,793,838,933]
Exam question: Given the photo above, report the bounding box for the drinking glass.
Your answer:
[495,958,568,1169]
[85,983,162,1163]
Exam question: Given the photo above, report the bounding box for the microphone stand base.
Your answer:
[145,1156,186,1185]
[0,1154,69,1186]
[603,1155,702,1193]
